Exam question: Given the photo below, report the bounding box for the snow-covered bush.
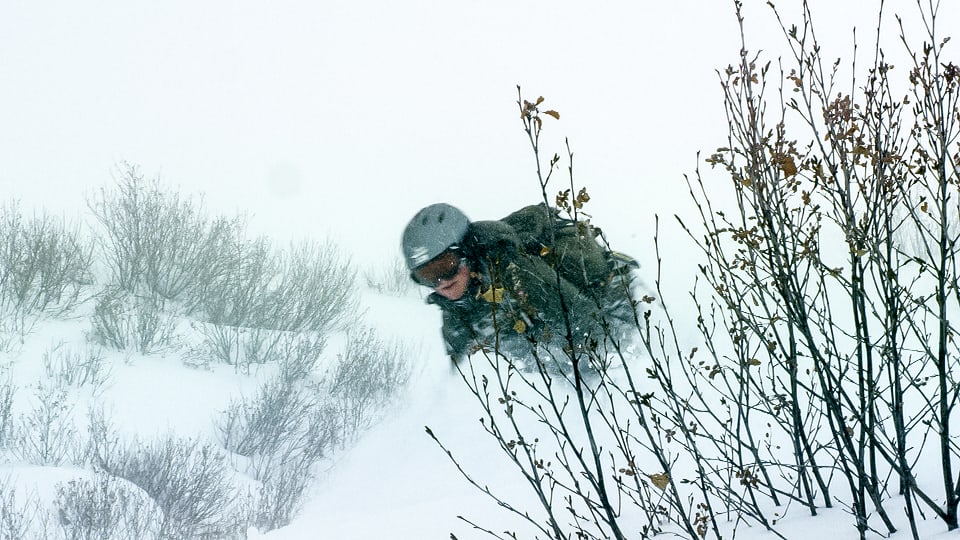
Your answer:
[88,288,177,354]
[215,326,410,532]
[99,436,245,539]
[248,450,314,531]
[0,200,93,343]
[218,376,320,462]
[264,239,358,334]
[88,166,357,370]
[11,383,78,466]
[192,236,275,329]
[189,325,327,375]
[54,473,162,540]
[362,256,417,296]
[191,239,356,369]
[199,238,356,334]
[80,406,122,472]
[87,165,241,308]
[0,376,14,450]
[42,343,111,395]
[326,326,411,444]
[0,476,41,540]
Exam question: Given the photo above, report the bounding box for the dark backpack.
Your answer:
[500,204,629,292]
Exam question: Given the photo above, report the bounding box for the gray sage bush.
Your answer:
[248,449,316,531]
[326,326,411,444]
[200,238,357,334]
[88,288,178,354]
[216,326,411,532]
[0,376,14,450]
[190,238,356,369]
[55,473,162,540]
[431,4,960,537]
[87,165,242,309]
[0,476,40,540]
[217,375,338,532]
[12,382,78,466]
[363,257,418,297]
[98,436,245,540]
[217,375,328,465]
[0,200,94,344]
[42,342,111,395]
[88,165,357,370]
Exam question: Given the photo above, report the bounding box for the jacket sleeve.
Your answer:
[440,308,474,361]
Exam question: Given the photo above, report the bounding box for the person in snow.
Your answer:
[401,202,639,364]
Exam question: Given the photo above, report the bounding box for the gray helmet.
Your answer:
[402,203,470,270]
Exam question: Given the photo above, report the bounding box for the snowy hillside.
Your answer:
[3,0,960,538]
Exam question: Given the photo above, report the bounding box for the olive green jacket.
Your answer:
[427,204,634,361]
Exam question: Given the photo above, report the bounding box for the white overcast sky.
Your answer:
[0,0,952,268]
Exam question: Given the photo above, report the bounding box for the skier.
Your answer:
[401,202,638,365]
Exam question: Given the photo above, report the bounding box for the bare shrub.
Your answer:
[0,476,40,540]
[199,239,357,334]
[326,327,411,444]
[433,4,960,537]
[216,370,352,532]
[87,164,241,309]
[263,240,358,334]
[189,325,325,375]
[0,200,94,342]
[192,238,356,369]
[194,236,275,329]
[218,376,316,462]
[81,406,123,472]
[88,288,177,354]
[363,256,417,296]
[0,375,14,449]
[275,333,327,382]
[55,473,162,540]
[99,436,244,540]
[42,343,111,394]
[248,450,314,532]
[217,375,337,468]
[12,382,77,465]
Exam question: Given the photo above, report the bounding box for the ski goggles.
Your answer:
[413,249,464,287]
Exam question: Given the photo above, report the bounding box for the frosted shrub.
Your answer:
[199,238,357,334]
[80,407,124,474]
[326,327,411,444]
[0,200,94,340]
[190,323,326,376]
[193,238,355,369]
[87,165,241,308]
[363,256,417,296]
[0,477,41,540]
[249,450,314,531]
[100,436,244,540]
[89,288,177,354]
[217,377,326,465]
[275,333,327,382]
[42,343,111,394]
[55,473,162,540]
[12,383,77,465]
[194,236,274,329]
[265,240,358,333]
[0,377,14,449]
[218,376,338,533]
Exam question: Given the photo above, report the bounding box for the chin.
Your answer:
[439,282,467,300]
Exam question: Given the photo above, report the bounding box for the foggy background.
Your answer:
[1,0,942,274]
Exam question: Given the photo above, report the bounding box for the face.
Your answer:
[414,250,470,300]
[433,264,470,300]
